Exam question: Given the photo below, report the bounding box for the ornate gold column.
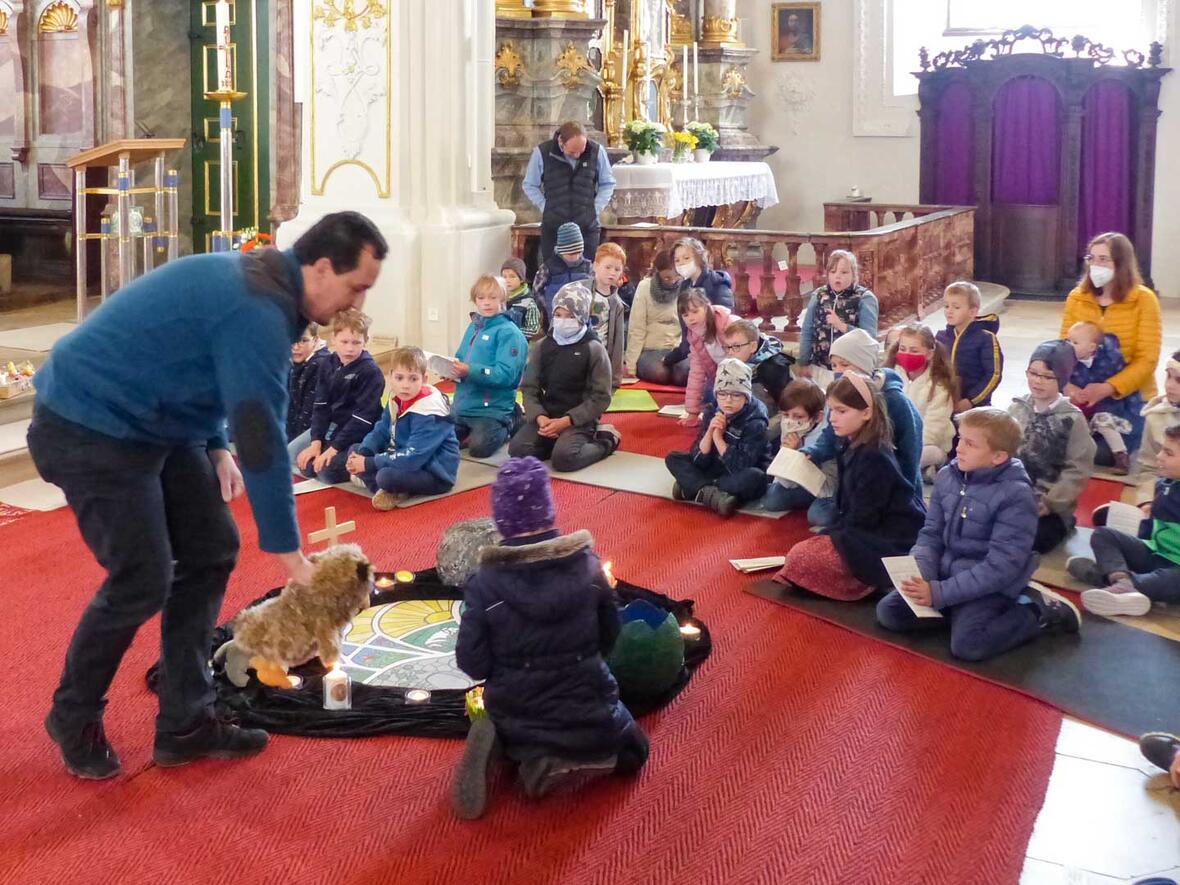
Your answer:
[700,0,742,48]
[495,0,531,19]
[530,0,588,18]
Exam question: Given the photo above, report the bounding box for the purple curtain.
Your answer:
[935,80,974,204]
[992,76,1061,204]
[1078,80,1134,254]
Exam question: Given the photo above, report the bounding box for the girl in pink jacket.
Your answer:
[678,289,733,426]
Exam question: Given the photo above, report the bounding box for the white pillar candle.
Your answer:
[323,667,352,711]
[621,29,629,97]
[215,1,232,92]
[693,42,700,120]
[682,44,689,99]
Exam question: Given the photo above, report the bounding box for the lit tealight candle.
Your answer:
[405,689,431,705]
[680,623,701,640]
[374,574,395,589]
[323,666,352,711]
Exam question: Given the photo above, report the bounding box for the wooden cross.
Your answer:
[308,506,356,548]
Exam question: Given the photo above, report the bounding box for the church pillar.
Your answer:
[4,0,30,166]
[693,46,774,161]
[269,0,299,228]
[278,0,514,354]
[100,0,129,141]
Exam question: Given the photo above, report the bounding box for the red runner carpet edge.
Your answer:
[0,472,1061,884]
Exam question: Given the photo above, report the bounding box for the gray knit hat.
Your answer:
[1030,339,1077,392]
[500,257,527,282]
[555,222,585,255]
[552,281,592,326]
[829,328,881,375]
[714,358,753,399]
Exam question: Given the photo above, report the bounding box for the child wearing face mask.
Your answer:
[885,323,958,482]
[286,322,330,442]
[758,378,835,513]
[665,359,772,517]
[796,250,880,390]
[1063,321,1144,475]
[508,282,620,471]
[660,237,734,373]
[774,375,925,600]
[1007,340,1097,553]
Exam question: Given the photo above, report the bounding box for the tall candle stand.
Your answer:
[206,1,246,253]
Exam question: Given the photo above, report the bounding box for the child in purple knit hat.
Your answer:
[451,456,649,819]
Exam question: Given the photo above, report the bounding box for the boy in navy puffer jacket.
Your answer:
[451,457,648,819]
[876,407,1081,661]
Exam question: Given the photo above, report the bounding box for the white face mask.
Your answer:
[1089,265,1115,288]
[675,261,699,281]
[552,317,582,338]
[780,417,813,436]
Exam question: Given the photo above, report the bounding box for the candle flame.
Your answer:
[602,561,617,588]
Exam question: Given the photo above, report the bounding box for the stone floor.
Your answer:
[0,294,1178,882]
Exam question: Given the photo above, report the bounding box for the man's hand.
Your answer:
[345,452,366,475]
[539,415,572,438]
[296,440,322,471]
[312,446,338,473]
[209,448,244,503]
[901,576,933,607]
[277,550,314,587]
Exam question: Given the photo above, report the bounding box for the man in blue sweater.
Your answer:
[27,212,387,779]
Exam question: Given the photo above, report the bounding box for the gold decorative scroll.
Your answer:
[669,12,693,46]
[313,0,386,33]
[722,66,746,98]
[39,1,79,33]
[495,41,524,88]
[495,0,530,18]
[530,0,587,18]
[0,10,8,35]
[555,41,590,89]
[701,15,742,47]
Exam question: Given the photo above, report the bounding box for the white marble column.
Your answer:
[278,0,514,353]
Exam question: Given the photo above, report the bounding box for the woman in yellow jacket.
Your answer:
[1059,232,1162,465]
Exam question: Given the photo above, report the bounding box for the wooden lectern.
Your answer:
[66,138,187,321]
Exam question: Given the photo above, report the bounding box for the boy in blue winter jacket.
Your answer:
[451,274,529,458]
[935,281,1003,411]
[876,408,1081,661]
[532,222,593,321]
[346,346,459,510]
[291,308,386,483]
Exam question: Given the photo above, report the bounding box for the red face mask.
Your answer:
[895,351,929,375]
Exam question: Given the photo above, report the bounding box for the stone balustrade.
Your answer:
[512,203,976,336]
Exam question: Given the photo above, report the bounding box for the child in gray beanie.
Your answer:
[664,358,772,516]
[1007,339,1097,553]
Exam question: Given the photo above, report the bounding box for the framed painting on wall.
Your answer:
[772,3,820,62]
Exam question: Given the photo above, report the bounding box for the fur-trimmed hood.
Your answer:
[476,529,601,623]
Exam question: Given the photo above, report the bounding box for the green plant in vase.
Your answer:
[623,120,666,164]
[685,121,719,162]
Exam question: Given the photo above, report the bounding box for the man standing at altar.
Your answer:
[523,120,616,262]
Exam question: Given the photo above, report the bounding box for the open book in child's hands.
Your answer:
[766,448,828,498]
[424,352,460,381]
[1104,501,1148,537]
[881,556,943,619]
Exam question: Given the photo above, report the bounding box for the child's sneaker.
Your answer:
[518,754,617,799]
[594,424,621,456]
[1066,556,1105,587]
[371,490,403,511]
[451,717,499,820]
[1081,578,1152,617]
[1026,586,1081,634]
[350,474,367,489]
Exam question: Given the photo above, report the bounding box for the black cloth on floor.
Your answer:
[145,571,711,738]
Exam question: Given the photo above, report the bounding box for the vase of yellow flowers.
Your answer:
[668,129,698,164]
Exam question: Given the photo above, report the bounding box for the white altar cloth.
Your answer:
[609,160,779,218]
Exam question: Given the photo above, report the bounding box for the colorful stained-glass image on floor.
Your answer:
[339,600,474,689]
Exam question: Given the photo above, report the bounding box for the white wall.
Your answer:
[737,0,1180,298]
[738,0,920,233]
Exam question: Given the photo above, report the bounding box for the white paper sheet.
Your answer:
[1104,501,1147,537]
[881,555,943,619]
[658,404,686,418]
[766,447,828,498]
[729,556,786,573]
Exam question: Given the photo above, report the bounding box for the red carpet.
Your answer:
[0,454,1064,882]
[1077,478,1128,528]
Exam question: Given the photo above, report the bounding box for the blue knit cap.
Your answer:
[555,222,585,255]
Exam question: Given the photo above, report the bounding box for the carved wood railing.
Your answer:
[512,204,976,336]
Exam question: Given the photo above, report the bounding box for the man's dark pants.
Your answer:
[27,404,240,736]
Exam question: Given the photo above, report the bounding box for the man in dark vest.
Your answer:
[522,120,616,263]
